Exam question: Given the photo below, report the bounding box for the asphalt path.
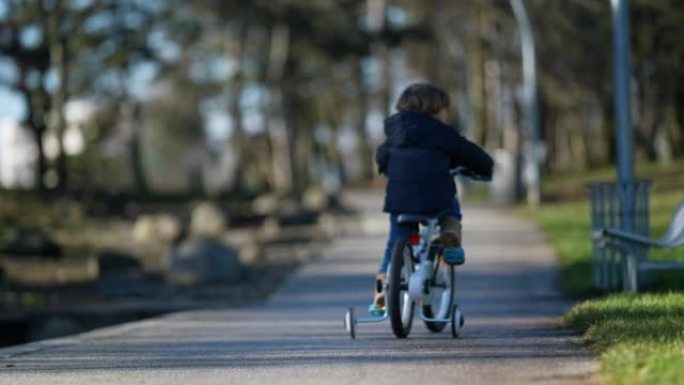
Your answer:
[0,191,596,385]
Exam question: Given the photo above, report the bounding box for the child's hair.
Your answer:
[395,83,450,115]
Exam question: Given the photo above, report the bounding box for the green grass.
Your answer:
[523,186,684,385]
[565,294,684,385]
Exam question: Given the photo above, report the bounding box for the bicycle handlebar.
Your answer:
[450,167,492,182]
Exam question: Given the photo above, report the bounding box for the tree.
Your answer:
[1,1,54,190]
[0,0,166,192]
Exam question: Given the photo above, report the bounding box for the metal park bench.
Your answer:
[590,181,684,292]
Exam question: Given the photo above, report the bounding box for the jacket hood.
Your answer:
[384,110,442,147]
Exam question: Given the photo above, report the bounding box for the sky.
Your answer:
[0,88,24,122]
[0,1,21,121]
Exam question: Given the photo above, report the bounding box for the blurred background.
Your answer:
[0,0,683,346]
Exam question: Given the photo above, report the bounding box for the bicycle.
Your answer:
[344,167,489,339]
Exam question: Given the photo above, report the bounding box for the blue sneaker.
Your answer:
[443,246,465,265]
[368,303,386,317]
[369,273,386,316]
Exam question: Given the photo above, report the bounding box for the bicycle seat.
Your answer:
[397,214,432,224]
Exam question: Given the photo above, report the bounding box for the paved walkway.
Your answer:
[0,191,596,385]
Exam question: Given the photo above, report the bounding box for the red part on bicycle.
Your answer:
[409,233,420,245]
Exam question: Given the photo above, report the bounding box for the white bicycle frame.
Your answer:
[352,214,453,325]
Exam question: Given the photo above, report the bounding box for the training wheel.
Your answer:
[344,308,356,339]
[450,305,464,338]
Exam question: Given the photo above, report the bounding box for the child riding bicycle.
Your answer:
[371,83,494,315]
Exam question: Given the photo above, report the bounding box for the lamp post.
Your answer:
[612,0,638,291]
[510,0,541,206]
[612,0,635,191]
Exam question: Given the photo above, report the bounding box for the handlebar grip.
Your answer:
[450,167,492,182]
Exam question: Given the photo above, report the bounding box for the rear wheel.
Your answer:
[423,261,454,333]
[388,235,415,338]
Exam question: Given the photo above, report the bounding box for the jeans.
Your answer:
[379,199,462,273]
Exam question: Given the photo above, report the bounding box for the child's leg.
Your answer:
[378,214,415,273]
[438,215,462,247]
[439,199,463,247]
[440,200,465,265]
[372,214,414,314]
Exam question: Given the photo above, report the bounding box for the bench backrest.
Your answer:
[662,200,684,246]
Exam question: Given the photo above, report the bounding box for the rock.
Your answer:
[132,214,181,244]
[2,256,98,286]
[239,238,263,266]
[131,214,180,271]
[223,230,263,266]
[317,213,337,238]
[167,238,244,285]
[302,187,329,211]
[252,193,280,215]
[189,202,226,239]
[260,217,280,239]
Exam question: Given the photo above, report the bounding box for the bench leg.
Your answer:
[622,252,639,293]
[592,246,601,289]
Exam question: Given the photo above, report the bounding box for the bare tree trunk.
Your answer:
[601,95,616,164]
[21,81,49,191]
[648,90,670,162]
[580,104,595,168]
[635,76,656,161]
[29,113,48,191]
[325,120,343,175]
[377,44,392,116]
[633,71,673,163]
[126,101,148,192]
[430,0,447,85]
[674,87,684,157]
[467,9,488,145]
[48,1,69,190]
[444,22,474,135]
[368,0,393,115]
[264,22,293,192]
[544,104,558,171]
[354,60,374,181]
[111,1,147,193]
[484,59,501,149]
[227,23,248,192]
[293,111,314,192]
[22,2,51,191]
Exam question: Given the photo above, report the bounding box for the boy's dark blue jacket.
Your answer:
[376,111,494,215]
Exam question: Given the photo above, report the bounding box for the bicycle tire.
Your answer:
[388,235,415,338]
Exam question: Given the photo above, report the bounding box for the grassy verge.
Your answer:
[565,294,684,385]
[523,189,684,385]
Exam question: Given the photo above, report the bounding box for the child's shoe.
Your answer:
[368,273,386,316]
[439,222,464,265]
[442,246,465,265]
